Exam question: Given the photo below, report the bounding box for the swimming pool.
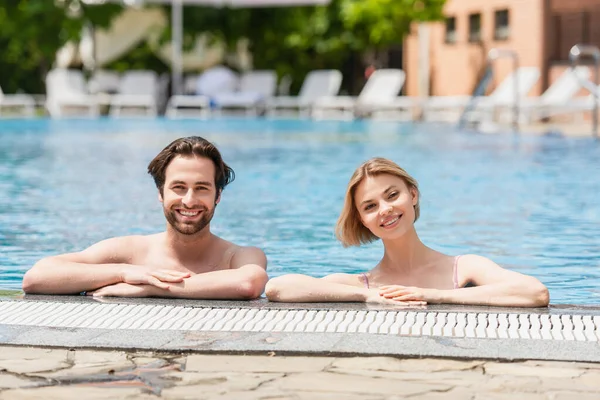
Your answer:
[1,118,599,304]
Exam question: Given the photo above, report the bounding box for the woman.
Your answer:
[266,157,549,307]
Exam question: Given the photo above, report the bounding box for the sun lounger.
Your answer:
[165,66,239,118]
[45,69,100,118]
[518,66,590,123]
[212,70,277,116]
[422,67,540,123]
[109,70,158,117]
[0,86,36,117]
[311,69,407,120]
[265,70,342,118]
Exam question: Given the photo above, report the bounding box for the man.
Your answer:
[23,136,268,299]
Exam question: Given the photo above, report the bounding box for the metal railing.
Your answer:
[569,44,600,138]
[487,48,520,132]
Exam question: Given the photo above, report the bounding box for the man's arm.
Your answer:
[22,237,188,295]
[91,246,269,300]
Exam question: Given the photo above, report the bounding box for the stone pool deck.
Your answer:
[1,295,599,398]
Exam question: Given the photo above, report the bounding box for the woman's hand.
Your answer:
[379,285,441,303]
[87,282,156,298]
[365,288,427,306]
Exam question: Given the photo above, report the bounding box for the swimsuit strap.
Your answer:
[453,255,462,289]
[360,273,370,289]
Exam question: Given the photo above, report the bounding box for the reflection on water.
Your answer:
[1,119,599,304]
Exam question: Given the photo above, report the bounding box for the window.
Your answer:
[469,13,482,43]
[445,17,457,44]
[494,9,510,40]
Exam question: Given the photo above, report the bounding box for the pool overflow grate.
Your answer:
[0,301,598,341]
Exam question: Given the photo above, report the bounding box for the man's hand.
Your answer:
[88,282,155,298]
[379,285,440,303]
[120,268,190,289]
[365,288,427,306]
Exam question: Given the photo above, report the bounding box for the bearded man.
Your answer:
[23,136,268,299]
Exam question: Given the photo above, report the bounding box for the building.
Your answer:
[403,0,600,98]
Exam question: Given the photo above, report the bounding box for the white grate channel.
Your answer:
[0,301,598,341]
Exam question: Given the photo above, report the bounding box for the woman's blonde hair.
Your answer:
[335,157,420,247]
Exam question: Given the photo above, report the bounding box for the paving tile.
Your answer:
[272,371,452,396]
[484,362,584,378]
[329,367,485,387]
[0,357,70,374]
[185,355,331,373]
[577,371,600,390]
[330,357,484,372]
[0,385,152,400]
[0,372,46,389]
[162,371,284,388]
[0,347,67,361]
[548,392,600,400]
[475,376,542,392]
[473,393,547,400]
[390,387,474,400]
[522,360,600,370]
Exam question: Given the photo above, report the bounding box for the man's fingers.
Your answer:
[151,270,190,282]
[148,277,170,289]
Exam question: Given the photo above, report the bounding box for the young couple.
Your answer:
[23,136,550,307]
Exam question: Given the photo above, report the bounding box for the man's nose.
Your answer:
[182,190,197,206]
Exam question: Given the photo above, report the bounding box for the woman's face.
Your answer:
[354,174,418,240]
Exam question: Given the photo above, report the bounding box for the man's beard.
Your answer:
[164,204,215,235]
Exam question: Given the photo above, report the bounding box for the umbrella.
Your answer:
[85,0,330,94]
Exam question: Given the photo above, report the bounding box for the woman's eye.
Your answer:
[364,204,375,211]
[388,191,399,199]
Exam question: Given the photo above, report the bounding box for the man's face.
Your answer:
[159,155,220,236]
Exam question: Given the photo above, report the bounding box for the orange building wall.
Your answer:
[404,0,546,97]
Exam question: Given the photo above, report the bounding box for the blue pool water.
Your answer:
[1,119,599,304]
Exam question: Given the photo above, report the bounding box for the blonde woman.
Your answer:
[266,157,549,307]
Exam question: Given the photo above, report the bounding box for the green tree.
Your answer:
[0,0,122,94]
[178,0,446,94]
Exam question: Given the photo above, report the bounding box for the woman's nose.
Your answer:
[379,205,393,216]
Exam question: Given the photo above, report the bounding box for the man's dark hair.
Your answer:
[147,136,235,194]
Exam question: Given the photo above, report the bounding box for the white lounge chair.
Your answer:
[45,69,100,118]
[0,86,36,117]
[165,66,239,118]
[265,70,342,118]
[213,70,277,116]
[311,69,407,120]
[518,66,590,123]
[109,70,158,117]
[422,67,541,123]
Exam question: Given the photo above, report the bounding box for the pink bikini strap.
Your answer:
[453,255,461,289]
[360,273,370,289]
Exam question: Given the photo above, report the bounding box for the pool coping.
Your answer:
[1,295,599,363]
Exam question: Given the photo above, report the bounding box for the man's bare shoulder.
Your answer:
[80,234,156,263]
[225,241,267,270]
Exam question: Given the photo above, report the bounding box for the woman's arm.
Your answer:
[266,273,425,304]
[380,254,549,307]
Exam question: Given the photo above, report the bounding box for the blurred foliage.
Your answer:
[178,0,446,94]
[0,0,122,94]
[0,0,445,95]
